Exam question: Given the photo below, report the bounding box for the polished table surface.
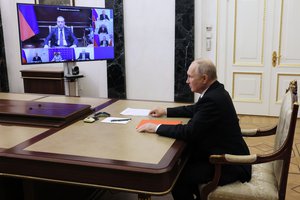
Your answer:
[0,99,92,127]
[0,93,189,196]
[35,95,110,110]
[0,92,46,101]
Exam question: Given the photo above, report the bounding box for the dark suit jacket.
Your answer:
[100,40,109,47]
[98,27,108,34]
[77,52,90,60]
[44,27,78,47]
[32,56,42,63]
[157,81,251,184]
[100,14,109,21]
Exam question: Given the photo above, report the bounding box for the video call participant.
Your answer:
[137,58,251,200]
[99,10,110,21]
[51,52,63,62]
[77,49,90,60]
[44,16,78,48]
[32,53,42,63]
[98,24,108,34]
[100,36,109,47]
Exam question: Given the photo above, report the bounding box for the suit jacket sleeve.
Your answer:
[158,98,220,142]
[167,104,195,118]
[44,29,56,46]
[65,29,78,46]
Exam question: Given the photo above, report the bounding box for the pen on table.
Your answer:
[110,118,132,122]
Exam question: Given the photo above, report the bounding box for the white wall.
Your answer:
[0,0,218,101]
[124,0,175,101]
[1,0,32,94]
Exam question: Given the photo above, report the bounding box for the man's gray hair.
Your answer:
[57,16,65,20]
[193,58,217,80]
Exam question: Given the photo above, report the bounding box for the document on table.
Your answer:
[101,117,131,124]
[136,119,182,128]
[120,108,151,116]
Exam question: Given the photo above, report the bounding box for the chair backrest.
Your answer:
[48,25,74,33]
[273,80,298,199]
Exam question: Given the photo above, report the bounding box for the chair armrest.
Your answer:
[201,154,262,200]
[209,153,280,165]
[210,154,257,164]
[241,125,277,137]
[241,128,258,136]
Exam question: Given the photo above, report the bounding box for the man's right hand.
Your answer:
[44,45,49,48]
[149,107,166,117]
[136,123,158,133]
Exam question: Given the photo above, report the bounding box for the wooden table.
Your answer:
[0,96,189,200]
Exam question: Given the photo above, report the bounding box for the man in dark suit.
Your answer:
[44,16,78,48]
[98,24,108,34]
[100,36,109,47]
[77,50,90,60]
[32,53,42,63]
[137,58,251,200]
[99,10,110,21]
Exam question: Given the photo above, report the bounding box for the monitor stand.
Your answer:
[64,62,84,97]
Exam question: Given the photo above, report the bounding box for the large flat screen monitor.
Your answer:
[17,3,114,65]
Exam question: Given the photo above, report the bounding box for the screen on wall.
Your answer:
[17,3,114,65]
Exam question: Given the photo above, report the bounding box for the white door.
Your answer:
[269,0,300,115]
[217,0,300,116]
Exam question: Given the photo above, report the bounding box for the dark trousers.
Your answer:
[172,160,247,200]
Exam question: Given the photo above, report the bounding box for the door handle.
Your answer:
[272,51,281,67]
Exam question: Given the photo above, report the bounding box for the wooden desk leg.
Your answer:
[138,193,151,200]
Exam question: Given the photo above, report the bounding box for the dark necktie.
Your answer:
[59,29,63,46]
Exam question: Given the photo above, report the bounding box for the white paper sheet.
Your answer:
[101,117,131,124]
[120,108,150,116]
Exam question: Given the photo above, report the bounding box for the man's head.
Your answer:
[186,58,217,93]
[56,16,65,29]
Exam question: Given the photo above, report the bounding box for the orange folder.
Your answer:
[136,119,182,128]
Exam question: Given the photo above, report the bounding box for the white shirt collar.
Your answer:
[199,87,209,98]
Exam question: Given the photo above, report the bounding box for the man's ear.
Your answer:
[202,74,209,83]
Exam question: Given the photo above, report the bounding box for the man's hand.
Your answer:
[136,123,158,133]
[70,44,77,48]
[44,45,49,48]
[149,107,166,117]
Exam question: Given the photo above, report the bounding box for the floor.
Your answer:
[97,115,300,200]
